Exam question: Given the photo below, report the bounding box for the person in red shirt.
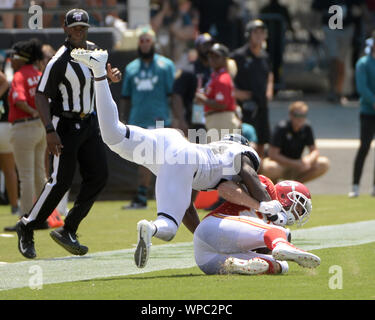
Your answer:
[8,39,47,222]
[195,43,240,140]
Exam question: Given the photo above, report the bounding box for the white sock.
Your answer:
[278,261,289,274]
[152,216,178,241]
[94,80,127,145]
[352,184,359,193]
[91,60,107,78]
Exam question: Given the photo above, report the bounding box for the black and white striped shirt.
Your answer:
[37,40,98,116]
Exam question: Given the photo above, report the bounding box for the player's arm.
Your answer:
[303,144,319,165]
[239,155,270,201]
[238,155,282,215]
[195,91,227,110]
[217,180,260,209]
[0,71,8,98]
[182,190,200,234]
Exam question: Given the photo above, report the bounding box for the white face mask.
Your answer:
[282,191,312,227]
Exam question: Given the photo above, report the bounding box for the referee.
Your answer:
[16,8,122,259]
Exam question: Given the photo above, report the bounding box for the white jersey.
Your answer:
[110,127,260,191]
[192,140,260,191]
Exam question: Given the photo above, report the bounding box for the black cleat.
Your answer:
[16,221,36,259]
[50,227,88,256]
[122,197,147,210]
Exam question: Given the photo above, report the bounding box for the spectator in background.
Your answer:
[36,44,56,178]
[151,0,198,68]
[85,0,119,26]
[0,0,23,28]
[364,0,375,37]
[260,0,294,89]
[235,106,258,150]
[195,43,239,140]
[37,44,56,74]
[0,68,19,217]
[192,0,244,51]
[350,3,366,100]
[348,33,375,198]
[172,33,214,139]
[8,39,47,222]
[120,27,176,209]
[1,0,59,28]
[312,0,364,105]
[34,0,59,28]
[260,101,330,184]
[230,19,274,158]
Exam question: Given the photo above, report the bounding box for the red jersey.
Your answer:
[204,68,236,113]
[8,64,41,123]
[204,175,277,223]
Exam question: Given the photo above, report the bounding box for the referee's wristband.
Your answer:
[45,123,55,134]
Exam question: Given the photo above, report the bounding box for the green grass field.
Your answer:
[0,195,374,300]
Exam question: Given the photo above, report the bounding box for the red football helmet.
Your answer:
[275,180,312,227]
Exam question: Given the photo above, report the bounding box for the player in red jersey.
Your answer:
[194,175,320,275]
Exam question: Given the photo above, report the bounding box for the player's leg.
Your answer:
[71,49,127,146]
[196,241,273,275]
[134,163,196,268]
[221,252,288,275]
[260,225,320,268]
[194,220,287,275]
[271,237,321,268]
[70,49,162,171]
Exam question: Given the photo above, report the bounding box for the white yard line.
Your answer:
[316,139,375,149]
[1,219,375,292]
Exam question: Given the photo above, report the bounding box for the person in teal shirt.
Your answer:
[120,28,175,209]
[241,122,258,145]
[349,33,375,198]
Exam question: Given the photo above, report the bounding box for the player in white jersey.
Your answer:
[194,176,321,275]
[70,48,283,268]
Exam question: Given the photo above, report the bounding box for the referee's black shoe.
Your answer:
[16,221,36,259]
[50,227,88,256]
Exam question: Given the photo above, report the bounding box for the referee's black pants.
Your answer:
[25,114,108,233]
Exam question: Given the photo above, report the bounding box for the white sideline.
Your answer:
[1,219,375,291]
[316,139,375,149]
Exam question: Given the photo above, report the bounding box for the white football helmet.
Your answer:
[275,180,312,227]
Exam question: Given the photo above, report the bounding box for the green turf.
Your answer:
[0,195,374,299]
[1,243,374,300]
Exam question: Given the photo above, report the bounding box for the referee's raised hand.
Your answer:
[46,131,63,156]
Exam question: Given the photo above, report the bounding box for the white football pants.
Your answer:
[194,214,288,274]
